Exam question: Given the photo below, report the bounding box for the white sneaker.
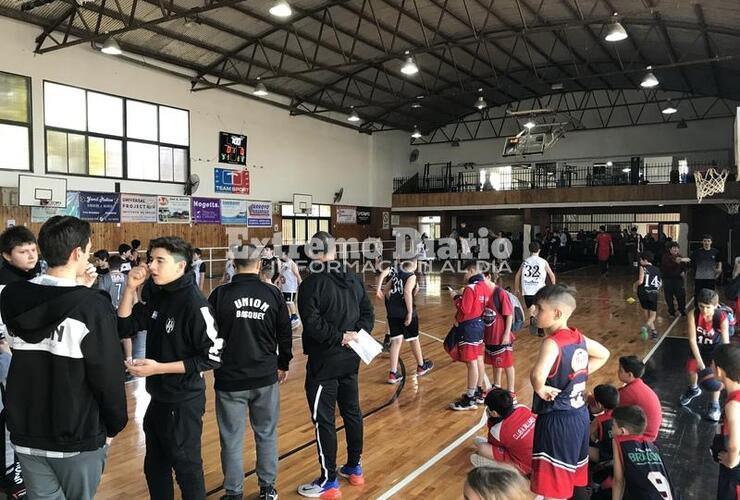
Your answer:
[472,436,488,446]
[470,453,498,468]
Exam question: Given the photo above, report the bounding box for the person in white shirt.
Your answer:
[514,241,556,336]
[278,249,302,328]
[416,233,429,275]
[191,248,206,293]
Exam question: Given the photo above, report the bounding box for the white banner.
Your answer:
[157,195,191,223]
[121,194,158,223]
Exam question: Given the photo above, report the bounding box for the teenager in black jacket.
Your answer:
[0,216,127,500]
[208,244,292,500]
[297,232,374,499]
[118,237,223,500]
[0,225,39,498]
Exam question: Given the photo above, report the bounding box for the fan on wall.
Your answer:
[185,174,200,195]
[333,187,344,203]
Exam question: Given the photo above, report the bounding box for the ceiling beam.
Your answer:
[693,3,722,96]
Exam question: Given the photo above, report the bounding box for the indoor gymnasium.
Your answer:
[0,1,739,499]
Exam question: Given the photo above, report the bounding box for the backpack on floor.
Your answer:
[715,304,737,337]
[492,287,525,332]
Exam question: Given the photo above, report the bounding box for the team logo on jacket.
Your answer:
[166,318,175,334]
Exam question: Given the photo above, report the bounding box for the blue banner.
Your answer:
[78,192,121,222]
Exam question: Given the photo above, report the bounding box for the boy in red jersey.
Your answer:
[448,261,493,411]
[482,271,515,396]
[679,288,730,422]
[594,226,613,277]
[470,388,536,476]
[588,384,619,464]
[712,343,740,500]
[530,284,610,500]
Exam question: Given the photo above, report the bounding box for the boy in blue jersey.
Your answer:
[530,284,610,500]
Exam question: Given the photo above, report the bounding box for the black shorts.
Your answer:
[524,295,536,309]
[638,291,658,311]
[388,316,419,341]
[283,292,296,303]
[718,464,740,500]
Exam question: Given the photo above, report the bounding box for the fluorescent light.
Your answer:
[411,103,422,109]
[401,56,419,75]
[253,82,268,96]
[641,71,659,88]
[622,167,630,173]
[606,161,613,167]
[605,21,628,42]
[662,106,677,115]
[523,120,535,130]
[347,109,360,122]
[101,38,122,55]
[474,96,487,110]
[411,126,422,139]
[269,0,292,17]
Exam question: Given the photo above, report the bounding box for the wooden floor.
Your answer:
[96,265,692,500]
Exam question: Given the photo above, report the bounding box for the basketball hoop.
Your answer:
[721,200,740,215]
[694,168,728,203]
[39,199,50,207]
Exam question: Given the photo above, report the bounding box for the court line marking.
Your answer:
[643,297,693,362]
[375,293,693,499]
[374,318,444,343]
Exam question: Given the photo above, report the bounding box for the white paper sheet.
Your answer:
[348,329,383,365]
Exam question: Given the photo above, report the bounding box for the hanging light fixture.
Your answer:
[474,89,487,110]
[269,0,292,17]
[411,126,422,139]
[604,13,628,42]
[523,120,536,130]
[411,102,422,109]
[661,100,678,114]
[641,67,659,88]
[253,79,268,96]
[101,38,122,55]
[347,108,360,122]
[401,51,419,75]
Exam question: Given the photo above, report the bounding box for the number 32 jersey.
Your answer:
[614,435,681,500]
[521,255,549,297]
[532,328,589,414]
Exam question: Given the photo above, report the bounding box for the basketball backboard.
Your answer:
[18,174,67,207]
[293,193,313,215]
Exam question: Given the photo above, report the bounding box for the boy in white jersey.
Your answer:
[278,249,302,328]
[515,242,556,337]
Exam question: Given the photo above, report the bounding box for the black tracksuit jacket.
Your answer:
[0,277,128,452]
[298,263,374,380]
[119,272,223,404]
[208,273,293,391]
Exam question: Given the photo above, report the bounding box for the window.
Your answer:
[43,81,189,182]
[0,72,32,171]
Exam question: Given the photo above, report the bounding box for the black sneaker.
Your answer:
[450,394,478,411]
[259,485,278,500]
[679,386,702,406]
[473,387,486,405]
[417,359,434,377]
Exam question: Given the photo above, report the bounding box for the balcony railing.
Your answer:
[393,161,723,195]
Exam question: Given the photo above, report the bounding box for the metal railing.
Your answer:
[393,160,724,194]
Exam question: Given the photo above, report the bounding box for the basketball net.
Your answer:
[722,200,740,215]
[694,168,728,203]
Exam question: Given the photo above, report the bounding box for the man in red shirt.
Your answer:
[617,355,662,442]
[446,262,492,411]
[470,389,536,476]
[594,226,613,276]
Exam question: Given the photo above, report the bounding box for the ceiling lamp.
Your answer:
[523,120,536,130]
[474,89,487,110]
[101,38,122,55]
[411,126,422,139]
[269,0,292,17]
[347,108,360,122]
[253,80,268,96]
[641,67,659,88]
[661,103,677,115]
[604,15,628,42]
[401,52,419,75]
[411,102,422,109]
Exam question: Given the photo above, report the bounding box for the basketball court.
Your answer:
[1,1,740,499]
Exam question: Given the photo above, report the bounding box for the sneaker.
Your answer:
[220,494,243,500]
[472,436,488,446]
[417,359,434,377]
[473,387,486,405]
[529,317,538,335]
[707,405,722,422]
[259,485,278,500]
[297,478,341,499]
[387,370,403,384]
[337,464,364,486]
[650,329,658,340]
[450,394,478,411]
[381,334,391,353]
[679,386,702,406]
[470,453,498,468]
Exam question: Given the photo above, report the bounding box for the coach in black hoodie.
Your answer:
[208,244,292,500]
[0,216,127,500]
[118,236,222,500]
[296,232,374,499]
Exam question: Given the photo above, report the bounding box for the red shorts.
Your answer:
[687,356,714,374]
[458,342,484,362]
[481,443,529,476]
[484,344,514,368]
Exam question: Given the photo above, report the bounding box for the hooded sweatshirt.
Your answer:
[119,272,223,404]
[0,274,128,453]
[298,262,374,380]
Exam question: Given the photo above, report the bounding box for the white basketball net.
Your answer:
[722,201,740,215]
[694,168,728,203]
